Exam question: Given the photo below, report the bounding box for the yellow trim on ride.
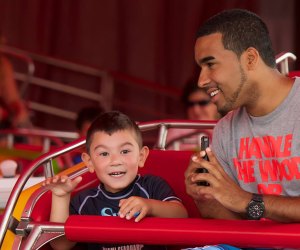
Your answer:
[1,162,86,250]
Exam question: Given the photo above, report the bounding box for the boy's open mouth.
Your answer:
[109,171,126,177]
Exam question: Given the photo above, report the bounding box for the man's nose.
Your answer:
[198,69,211,88]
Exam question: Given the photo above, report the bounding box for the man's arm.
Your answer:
[185,148,300,222]
[194,199,243,220]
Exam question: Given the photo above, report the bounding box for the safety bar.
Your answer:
[64,216,300,248]
[0,120,215,246]
[0,128,79,151]
[17,216,300,249]
[139,119,217,149]
[276,51,297,75]
[15,220,64,250]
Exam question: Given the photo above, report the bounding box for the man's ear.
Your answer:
[81,152,94,173]
[243,47,259,70]
[138,146,150,168]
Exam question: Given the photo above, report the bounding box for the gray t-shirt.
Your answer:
[212,77,300,196]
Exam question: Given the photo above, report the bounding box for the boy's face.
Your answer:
[82,130,149,193]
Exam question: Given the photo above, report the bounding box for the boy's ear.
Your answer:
[138,146,149,168]
[81,152,95,173]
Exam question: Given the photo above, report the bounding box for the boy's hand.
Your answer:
[42,175,82,197]
[118,196,149,222]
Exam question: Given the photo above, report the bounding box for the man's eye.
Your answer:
[207,62,214,68]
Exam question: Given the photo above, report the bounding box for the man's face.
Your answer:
[194,33,251,115]
[82,130,148,193]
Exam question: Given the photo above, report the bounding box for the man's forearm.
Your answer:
[195,199,243,220]
[264,195,300,222]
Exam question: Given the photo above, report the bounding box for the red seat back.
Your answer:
[140,150,200,217]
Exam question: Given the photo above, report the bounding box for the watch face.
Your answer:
[248,201,264,220]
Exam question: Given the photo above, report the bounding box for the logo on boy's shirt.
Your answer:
[232,134,300,194]
[101,207,118,217]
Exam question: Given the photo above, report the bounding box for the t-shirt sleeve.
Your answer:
[69,193,81,215]
[142,175,182,202]
[212,114,238,183]
[69,189,94,215]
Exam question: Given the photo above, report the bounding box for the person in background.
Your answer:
[72,105,104,164]
[43,111,188,250]
[0,33,31,130]
[76,106,104,138]
[185,8,300,223]
[166,79,221,150]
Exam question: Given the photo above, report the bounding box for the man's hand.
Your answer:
[185,148,251,214]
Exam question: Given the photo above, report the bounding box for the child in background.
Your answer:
[75,106,104,138]
[167,79,222,150]
[43,111,188,250]
[72,106,104,164]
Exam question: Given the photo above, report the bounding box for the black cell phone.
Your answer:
[201,136,209,161]
[195,136,209,186]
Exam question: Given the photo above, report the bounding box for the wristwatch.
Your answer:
[246,193,265,220]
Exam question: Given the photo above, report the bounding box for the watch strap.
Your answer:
[252,193,263,202]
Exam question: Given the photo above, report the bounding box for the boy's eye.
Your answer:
[121,149,130,154]
[99,152,109,156]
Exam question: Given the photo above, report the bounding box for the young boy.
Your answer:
[43,111,188,250]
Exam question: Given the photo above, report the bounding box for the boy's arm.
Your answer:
[50,193,76,250]
[145,199,188,218]
[42,175,82,250]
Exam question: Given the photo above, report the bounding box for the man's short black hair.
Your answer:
[196,9,276,68]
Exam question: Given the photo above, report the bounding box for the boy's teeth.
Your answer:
[211,89,220,97]
[110,172,124,176]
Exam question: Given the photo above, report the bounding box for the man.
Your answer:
[185,9,300,222]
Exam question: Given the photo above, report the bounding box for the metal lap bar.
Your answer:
[139,120,217,150]
[276,51,297,75]
[15,220,64,250]
[43,159,54,178]
[64,216,300,248]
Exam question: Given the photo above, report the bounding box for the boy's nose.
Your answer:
[110,154,122,165]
